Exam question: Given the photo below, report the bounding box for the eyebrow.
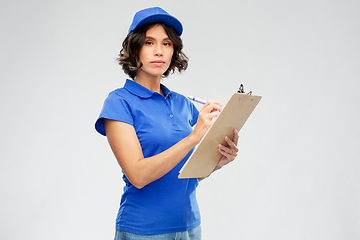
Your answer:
[145,36,171,41]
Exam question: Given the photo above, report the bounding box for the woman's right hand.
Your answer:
[191,100,222,143]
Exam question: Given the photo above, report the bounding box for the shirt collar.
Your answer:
[124,79,172,99]
[160,83,172,98]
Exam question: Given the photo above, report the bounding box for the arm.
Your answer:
[105,101,222,189]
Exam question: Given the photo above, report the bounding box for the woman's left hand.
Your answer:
[215,128,239,171]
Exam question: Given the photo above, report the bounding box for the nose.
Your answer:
[154,43,163,56]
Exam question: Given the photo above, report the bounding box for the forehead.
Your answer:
[145,24,170,39]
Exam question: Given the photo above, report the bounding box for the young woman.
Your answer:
[95,7,239,240]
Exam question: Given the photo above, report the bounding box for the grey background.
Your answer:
[1,0,359,239]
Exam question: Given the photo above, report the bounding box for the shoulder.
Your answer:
[103,87,136,108]
[107,87,131,100]
[170,91,190,103]
[172,92,197,110]
[95,88,135,136]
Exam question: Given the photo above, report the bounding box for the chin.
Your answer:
[141,68,166,77]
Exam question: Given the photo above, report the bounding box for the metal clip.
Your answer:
[237,84,252,95]
[237,84,245,93]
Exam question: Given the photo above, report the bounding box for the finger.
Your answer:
[199,109,220,124]
[219,142,237,154]
[218,149,235,166]
[210,108,219,113]
[205,100,222,107]
[219,144,238,159]
[232,129,239,146]
[224,136,239,152]
[213,165,222,171]
[198,108,220,121]
[203,101,222,113]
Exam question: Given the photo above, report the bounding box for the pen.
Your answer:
[187,95,207,105]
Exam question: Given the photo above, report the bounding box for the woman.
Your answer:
[95,7,239,240]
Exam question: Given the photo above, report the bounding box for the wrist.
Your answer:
[188,131,202,145]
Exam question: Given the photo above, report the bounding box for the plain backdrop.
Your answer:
[1,0,359,239]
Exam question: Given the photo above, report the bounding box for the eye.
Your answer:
[164,42,172,46]
[145,41,153,45]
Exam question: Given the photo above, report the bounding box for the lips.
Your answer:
[151,60,165,66]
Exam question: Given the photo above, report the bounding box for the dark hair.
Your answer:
[117,22,188,80]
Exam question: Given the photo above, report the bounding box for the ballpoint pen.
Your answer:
[187,95,207,105]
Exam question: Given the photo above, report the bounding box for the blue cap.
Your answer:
[128,7,183,36]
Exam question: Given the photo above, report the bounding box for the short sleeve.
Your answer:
[95,92,134,136]
[189,101,199,127]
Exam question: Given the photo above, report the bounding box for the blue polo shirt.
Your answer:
[95,79,201,235]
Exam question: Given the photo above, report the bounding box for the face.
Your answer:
[138,24,174,78]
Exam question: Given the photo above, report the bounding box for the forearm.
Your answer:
[131,133,200,188]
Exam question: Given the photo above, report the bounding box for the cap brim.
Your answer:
[129,14,183,36]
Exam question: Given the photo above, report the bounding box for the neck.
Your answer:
[134,69,163,94]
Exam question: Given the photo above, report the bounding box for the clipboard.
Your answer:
[178,86,262,179]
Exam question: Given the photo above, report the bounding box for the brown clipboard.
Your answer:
[178,92,262,179]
